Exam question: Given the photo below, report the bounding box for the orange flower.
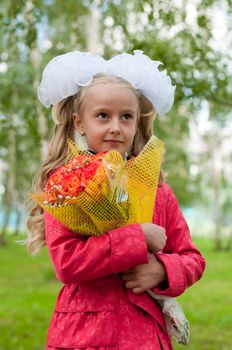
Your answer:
[44,152,105,205]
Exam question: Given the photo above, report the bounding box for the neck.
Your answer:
[88,149,131,160]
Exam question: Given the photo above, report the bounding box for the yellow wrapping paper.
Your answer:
[31,136,164,235]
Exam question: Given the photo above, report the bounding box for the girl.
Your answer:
[27,50,205,350]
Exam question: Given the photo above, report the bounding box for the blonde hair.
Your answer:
[26,74,164,255]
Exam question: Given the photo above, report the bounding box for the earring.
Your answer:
[74,131,89,150]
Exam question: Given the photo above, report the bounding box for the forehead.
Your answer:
[82,83,139,110]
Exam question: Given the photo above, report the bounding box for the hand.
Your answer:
[122,253,167,294]
[141,223,167,252]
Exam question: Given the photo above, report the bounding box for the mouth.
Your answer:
[104,140,123,143]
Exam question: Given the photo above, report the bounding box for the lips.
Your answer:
[104,140,123,143]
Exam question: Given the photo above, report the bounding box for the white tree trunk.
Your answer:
[86,0,103,54]
[25,0,49,162]
[0,129,16,242]
[31,48,49,162]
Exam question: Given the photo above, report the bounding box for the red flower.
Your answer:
[44,152,105,205]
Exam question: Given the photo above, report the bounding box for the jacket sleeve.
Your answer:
[152,185,206,297]
[44,211,148,285]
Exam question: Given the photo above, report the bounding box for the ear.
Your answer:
[73,113,85,134]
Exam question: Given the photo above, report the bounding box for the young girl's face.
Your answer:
[73,83,139,156]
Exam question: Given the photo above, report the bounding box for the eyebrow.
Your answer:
[91,106,138,114]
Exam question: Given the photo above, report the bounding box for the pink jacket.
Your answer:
[44,183,205,349]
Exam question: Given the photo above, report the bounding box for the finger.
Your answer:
[125,280,139,289]
[121,273,135,281]
[124,265,145,273]
[150,253,159,262]
[132,287,145,294]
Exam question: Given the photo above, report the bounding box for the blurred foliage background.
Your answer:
[1,0,232,249]
[0,0,232,349]
[0,0,232,248]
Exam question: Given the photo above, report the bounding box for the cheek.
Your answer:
[87,125,104,139]
[125,125,137,145]
[131,119,139,137]
[94,125,105,135]
[129,120,139,144]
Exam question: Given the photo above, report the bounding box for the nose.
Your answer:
[109,118,121,134]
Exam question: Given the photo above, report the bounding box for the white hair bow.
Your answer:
[38,50,175,115]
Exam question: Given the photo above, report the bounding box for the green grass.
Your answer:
[174,239,232,350]
[0,236,231,350]
[0,236,60,350]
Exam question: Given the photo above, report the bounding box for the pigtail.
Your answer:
[131,94,165,186]
[26,96,75,255]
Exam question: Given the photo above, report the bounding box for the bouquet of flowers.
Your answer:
[31,135,189,345]
[31,136,163,236]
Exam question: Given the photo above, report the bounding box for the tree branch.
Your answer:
[203,93,232,108]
